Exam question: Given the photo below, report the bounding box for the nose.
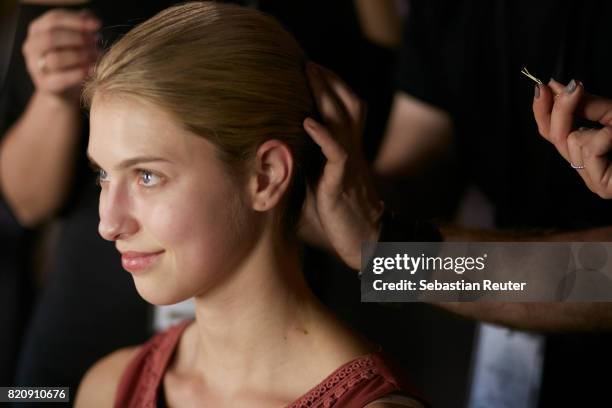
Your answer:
[98,183,139,241]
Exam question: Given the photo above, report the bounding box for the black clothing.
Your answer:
[0,4,33,387]
[397,1,612,406]
[0,203,34,386]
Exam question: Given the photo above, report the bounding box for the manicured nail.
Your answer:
[534,84,540,99]
[565,79,577,94]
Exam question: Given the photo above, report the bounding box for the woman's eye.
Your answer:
[96,169,109,186]
[138,170,161,187]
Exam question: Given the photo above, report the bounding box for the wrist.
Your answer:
[350,201,384,271]
[34,90,82,113]
[358,211,442,278]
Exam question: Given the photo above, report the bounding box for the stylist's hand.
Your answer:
[22,9,101,103]
[533,79,612,199]
[299,63,384,270]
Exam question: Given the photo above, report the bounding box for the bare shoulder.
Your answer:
[74,346,140,408]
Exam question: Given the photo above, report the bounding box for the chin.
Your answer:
[134,279,195,306]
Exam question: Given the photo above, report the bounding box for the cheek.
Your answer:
[144,183,248,272]
[147,201,199,244]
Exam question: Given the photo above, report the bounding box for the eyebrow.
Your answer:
[87,153,173,170]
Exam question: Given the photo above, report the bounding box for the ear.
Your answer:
[248,140,294,212]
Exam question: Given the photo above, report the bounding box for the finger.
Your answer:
[30,9,101,36]
[306,64,349,130]
[303,118,347,192]
[42,67,88,93]
[566,128,594,188]
[311,63,367,129]
[583,127,612,198]
[577,93,612,127]
[43,47,98,73]
[549,79,584,161]
[533,83,555,140]
[303,118,347,164]
[548,78,565,96]
[28,28,96,55]
[552,79,612,126]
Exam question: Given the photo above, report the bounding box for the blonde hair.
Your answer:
[84,1,322,230]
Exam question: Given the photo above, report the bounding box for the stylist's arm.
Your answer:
[0,8,100,226]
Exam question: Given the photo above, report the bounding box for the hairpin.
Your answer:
[520,67,543,85]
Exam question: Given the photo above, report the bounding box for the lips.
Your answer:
[120,250,165,273]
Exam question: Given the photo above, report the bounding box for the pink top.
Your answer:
[114,320,427,408]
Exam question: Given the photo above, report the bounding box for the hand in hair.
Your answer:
[300,63,384,270]
[533,79,612,199]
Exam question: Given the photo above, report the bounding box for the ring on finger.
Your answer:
[567,129,590,171]
[571,162,585,170]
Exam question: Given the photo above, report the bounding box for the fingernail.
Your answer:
[534,84,540,99]
[565,79,577,94]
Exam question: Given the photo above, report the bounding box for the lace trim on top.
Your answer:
[121,322,396,408]
[288,354,381,408]
[122,321,190,408]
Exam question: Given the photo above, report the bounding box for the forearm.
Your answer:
[440,224,612,242]
[373,93,453,180]
[436,302,612,332]
[437,224,612,331]
[0,91,82,226]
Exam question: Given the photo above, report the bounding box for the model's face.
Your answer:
[88,95,253,305]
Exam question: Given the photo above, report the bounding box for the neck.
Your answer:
[185,229,324,391]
